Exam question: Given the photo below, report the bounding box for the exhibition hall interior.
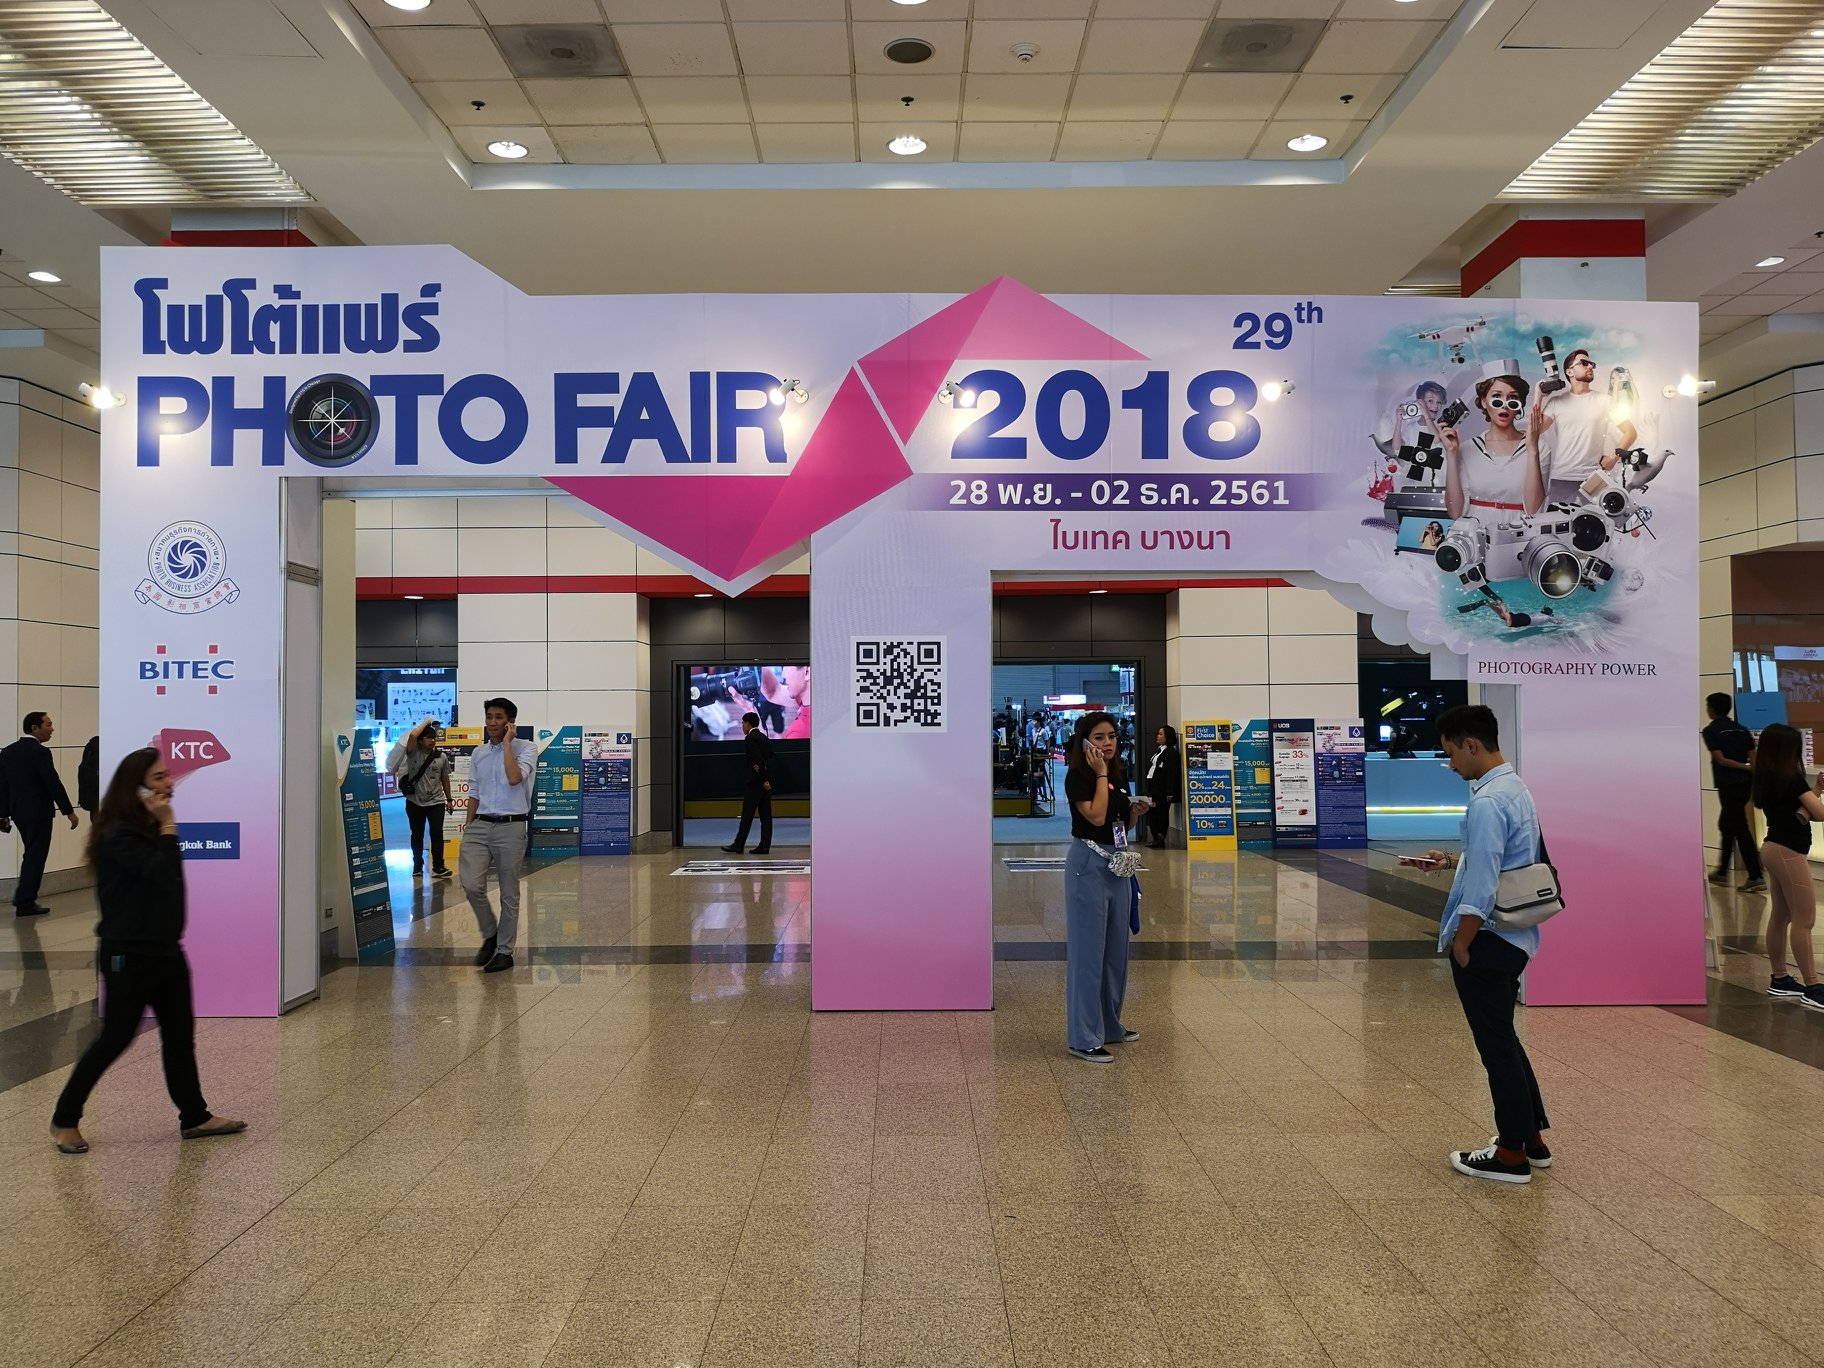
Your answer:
[3,0,1824,1364]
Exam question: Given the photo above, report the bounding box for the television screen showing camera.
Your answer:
[685,664,810,741]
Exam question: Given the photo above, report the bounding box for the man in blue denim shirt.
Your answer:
[1416,704,1552,1184]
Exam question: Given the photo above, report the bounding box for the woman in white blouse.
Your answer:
[1441,374,1547,520]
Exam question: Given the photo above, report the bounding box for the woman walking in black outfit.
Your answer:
[1143,725,1181,848]
[50,748,245,1154]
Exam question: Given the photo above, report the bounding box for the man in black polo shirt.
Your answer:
[1703,693,1763,893]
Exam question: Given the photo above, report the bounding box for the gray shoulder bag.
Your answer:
[1489,828,1563,929]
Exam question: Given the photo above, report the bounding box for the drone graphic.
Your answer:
[1411,317,1490,367]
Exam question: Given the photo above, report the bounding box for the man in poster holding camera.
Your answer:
[1532,345,1637,504]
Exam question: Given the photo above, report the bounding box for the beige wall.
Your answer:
[1697,363,1824,861]
[1165,584,1358,727]
[0,378,99,895]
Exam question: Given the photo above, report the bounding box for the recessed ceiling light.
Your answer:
[693,592,713,598]
[487,139,529,159]
[385,0,433,10]
[1755,255,1786,267]
[1089,588,1109,595]
[891,0,928,5]
[27,270,61,283]
[403,593,425,600]
[1286,133,1328,153]
[887,134,927,156]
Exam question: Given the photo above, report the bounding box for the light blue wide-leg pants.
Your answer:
[1064,840,1131,1051]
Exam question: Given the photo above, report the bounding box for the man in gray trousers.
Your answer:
[461,696,537,974]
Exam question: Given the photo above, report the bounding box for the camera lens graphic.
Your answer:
[1599,487,1629,517]
[1570,512,1607,552]
[163,536,212,585]
[1521,536,1580,599]
[287,374,379,466]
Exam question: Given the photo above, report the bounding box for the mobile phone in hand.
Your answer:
[1398,854,1442,869]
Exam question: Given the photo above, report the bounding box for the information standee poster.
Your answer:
[1183,720,1237,850]
[336,729,393,957]
[580,728,633,856]
[438,725,486,866]
[1270,719,1318,849]
[1314,720,1368,849]
[1233,720,1274,845]
[532,725,583,858]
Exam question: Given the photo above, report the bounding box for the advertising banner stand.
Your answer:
[99,251,1701,1012]
[335,729,392,958]
[580,728,633,856]
[1314,720,1368,849]
[1182,720,1236,851]
[1270,720,1318,849]
[531,725,583,859]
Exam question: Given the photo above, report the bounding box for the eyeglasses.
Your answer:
[1483,395,1523,411]
[1569,359,1595,369]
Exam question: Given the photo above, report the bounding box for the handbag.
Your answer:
[1489,828,1563,929]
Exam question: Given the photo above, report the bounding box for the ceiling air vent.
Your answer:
[884,37,935,65]
[495,25,625,80]
[1192,19,1327,74]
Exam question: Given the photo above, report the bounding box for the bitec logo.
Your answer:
[139,643,235,696]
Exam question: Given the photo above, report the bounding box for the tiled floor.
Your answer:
[2,839,1823,1366]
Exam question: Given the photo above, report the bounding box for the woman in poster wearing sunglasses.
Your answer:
[1441,370,1547,521]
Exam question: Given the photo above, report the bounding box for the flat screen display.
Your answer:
[685,664,810,741]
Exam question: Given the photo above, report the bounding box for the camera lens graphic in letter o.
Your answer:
[287,374,379,466]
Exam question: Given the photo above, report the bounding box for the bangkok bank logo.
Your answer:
[139,643,235,696]
[137,521,239,614]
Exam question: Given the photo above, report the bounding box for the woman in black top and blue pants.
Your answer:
[1751,724,1824,1010]
[1062,712,1151,1063]
[50,748,245,1154]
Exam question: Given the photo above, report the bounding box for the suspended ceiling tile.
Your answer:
[962,72,1074,121]
[1787,237,1824,256]
[958,121,1060,160]
[966,18,1089,72]
[1747,271,1824,296]
[1153,119,1263,159]
[1697,295,1738,312]
[756,122,857,162]
[1080,19,1210,72]
[415,79,539,125]
[1275,71,1400,120]
[1172,71,1294,118]
[8,308,98,331]
[1708,296,1807,316]
[0,287,66,311]
[724,0,847,16]
[856,74,963,123]
[1056,120,1165,160]
[1771,247,1823,267]
[376,27,514,82]
[612,23,739,77]
[1305,19,1443,74]
[0,311,30,330]
[521,76,645,123]
[145,0,319,56]
[1780,294,1824,314]
[549,124,660,163]
[870,0,972,16]
[601,0,724,18]
[1094,0,1225,16]
[1500,0,1648,50]
[1067,74,1185,122]
[471,0,601,23]
[858,120,958,161]
[973,0,1093,15]
[852,21,969,74]
[1251,117,1364,157]
[1717,270,1786,295]
[652,123,759,163]
[732,21,852,76]
[450,124,562,161]
[60,329,100,350]
[348,0,482,27]
[743,74,855,122]
[631,76,751,124]
[1336,0,1458,17]
[1215,0,1338,17]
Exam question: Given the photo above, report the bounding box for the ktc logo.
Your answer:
[137,521,239,614]
[152,727,232,781]
[139,644,235,696]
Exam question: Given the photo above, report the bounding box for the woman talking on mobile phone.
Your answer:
[1061,712,1150,1064]
[49,749,245,1154]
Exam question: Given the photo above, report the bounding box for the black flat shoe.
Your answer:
[15,905,49,917]
[720,844,743,854]
[473,937,496,967]
[482,953,514,974]
[751,846,771,854]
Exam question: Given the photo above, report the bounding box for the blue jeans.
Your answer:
[1064,840,1131,1051]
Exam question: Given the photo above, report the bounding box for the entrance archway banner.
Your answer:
[101,248,1698,1013]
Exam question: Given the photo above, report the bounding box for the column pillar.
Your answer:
[1460,209,1645,301]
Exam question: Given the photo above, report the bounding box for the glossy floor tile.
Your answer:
[1,840,1822,1365]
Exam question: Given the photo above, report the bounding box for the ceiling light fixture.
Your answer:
[487,139,529,159]
[694,592,713,598]
[403,593,425,601]
[385,0,433,10]
[887,134,927,156]
[1261,380,1295,402]
[27,270,61,283]
[1089,588,1109,595]
[1285,133,1328,152]
[891,0,928,5]
[1755,255,1786,267]
[767,379,809,406]
[1664,375,1717,397]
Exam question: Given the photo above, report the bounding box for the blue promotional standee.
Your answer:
[1314,720,1368,848]
[580,728,633,857]
[1269,719,1318,849]
[531,725,583,858]
[1233,720,1274,845]
[337,729,393,958]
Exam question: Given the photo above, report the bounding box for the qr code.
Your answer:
[853,637,946,731]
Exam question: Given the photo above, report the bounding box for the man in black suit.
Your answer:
[721,711,774,856]
[0,712,79,916]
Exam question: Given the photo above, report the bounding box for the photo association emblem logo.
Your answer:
[138,521,239,614]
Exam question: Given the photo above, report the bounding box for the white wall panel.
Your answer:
[391,528,459,578]
[1177,633,1268,686]
[1267,632,1355,685]
[1266,584,1356,635]
[458,526,547,576]
[458,640,547,694]
[1175,585,1267,635]
[459,591,548,642]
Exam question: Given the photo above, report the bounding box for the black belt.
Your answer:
[474,813,528,823]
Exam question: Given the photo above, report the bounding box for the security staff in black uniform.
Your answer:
[722,711,774,856]
[0,712,79,916]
